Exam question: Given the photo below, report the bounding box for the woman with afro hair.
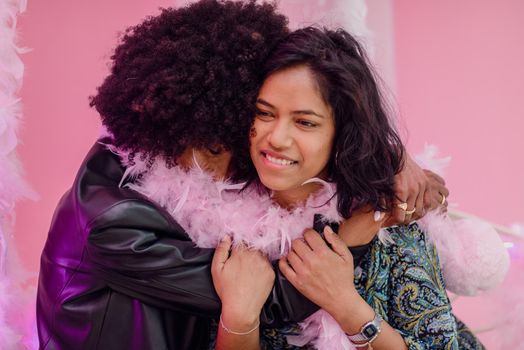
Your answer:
[36,1,448,349]
[89,0,288,179]
[36,2,321,350]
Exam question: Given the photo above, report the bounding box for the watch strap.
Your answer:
[347,313,382,343]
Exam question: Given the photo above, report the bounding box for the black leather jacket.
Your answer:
[37,140,317,350]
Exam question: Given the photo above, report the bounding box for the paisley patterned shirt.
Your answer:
[208,223,484,349]
[355,223,484,349]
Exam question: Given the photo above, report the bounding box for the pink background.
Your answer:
[12,1,524,347]
[16,0,174,271]
[392,2,524,346]
[394,0,524,228]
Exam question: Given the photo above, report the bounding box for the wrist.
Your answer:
[220,306,260,332]
[346,312,382,347]
[329,293,375,335]
[219,314,260,336]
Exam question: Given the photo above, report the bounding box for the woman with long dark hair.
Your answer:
[38,2,443,348]
[212,27,484,349]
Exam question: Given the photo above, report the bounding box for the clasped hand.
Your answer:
[279,226,360,317]
[211,236,274,328]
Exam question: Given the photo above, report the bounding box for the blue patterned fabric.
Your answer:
[356,223,484,349]
[208,223,484,349]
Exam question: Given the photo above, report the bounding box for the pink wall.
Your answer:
[393,0,524,228]
[14,0,371,272]
[15,0,523,280]
[13,1,524,342]
[393,2,524,347]
[16,0,177,272]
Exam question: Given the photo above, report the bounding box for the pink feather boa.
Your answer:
[105,143,509,349]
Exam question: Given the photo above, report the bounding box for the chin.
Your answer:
[259,177,298,192]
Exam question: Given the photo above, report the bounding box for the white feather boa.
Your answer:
[105,143,509,349]
[1,0,38,349]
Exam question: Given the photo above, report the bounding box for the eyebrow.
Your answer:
[256,98,325,119]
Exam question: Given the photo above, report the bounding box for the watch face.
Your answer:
[362,324,378,338]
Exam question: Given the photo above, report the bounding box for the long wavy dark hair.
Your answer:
[89,0,288,180]
[259,27,404,218]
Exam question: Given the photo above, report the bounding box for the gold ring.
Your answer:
[397,202,408,211]
[440,193,446,205]
[405,208,416,215]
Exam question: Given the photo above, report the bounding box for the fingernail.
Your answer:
[324,225,334,235]
[222,235,231,242]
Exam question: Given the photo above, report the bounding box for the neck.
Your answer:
[272,182,324,209]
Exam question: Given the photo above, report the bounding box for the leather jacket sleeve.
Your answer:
[81,141,318,326]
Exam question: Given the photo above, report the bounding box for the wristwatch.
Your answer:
[347,313,382,345]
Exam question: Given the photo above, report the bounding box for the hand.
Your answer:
[212,236,275,330]
[387,153,449,225]
[337,205,383,247]
[422,169,449,213]
[280,227,410,350]
[279,227,359,317]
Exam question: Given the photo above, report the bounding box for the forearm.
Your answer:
[215,330,259,350]
[87,210,317,322]
[381,224,462,348]
[371,322,408,350]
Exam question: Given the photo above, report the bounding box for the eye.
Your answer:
[255,108,274,120]
[207,145,223,155]
[296,119,318,128]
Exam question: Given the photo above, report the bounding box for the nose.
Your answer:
[267,119,293,149]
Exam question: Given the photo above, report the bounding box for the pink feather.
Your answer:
[108,145,510,348]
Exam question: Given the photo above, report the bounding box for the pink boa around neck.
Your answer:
[104,143,509,349]
[106,143,347,259]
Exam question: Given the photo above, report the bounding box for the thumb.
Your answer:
[212,235,231,272]
[323,225,350,260]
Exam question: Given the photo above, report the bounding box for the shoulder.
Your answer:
[385,222,427,244]
[382,225,458,344]
[380,223,445,292]
[66,140,183,235]
[382,222,436,262]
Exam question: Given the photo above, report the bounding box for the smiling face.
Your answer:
[250,64,335,206]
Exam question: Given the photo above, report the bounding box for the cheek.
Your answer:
[221,154,233,172]
[309,132,334,166]
[250,120,266,147]
[249,127,257,138]
[206,155,231,178]
[321,125,336,155]
[249,128,257,155]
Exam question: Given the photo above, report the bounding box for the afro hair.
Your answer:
[89,0,289,178]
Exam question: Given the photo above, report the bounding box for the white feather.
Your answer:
[1,0,37,348]
[107,144,508,349]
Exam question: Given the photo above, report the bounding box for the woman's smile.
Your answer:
[250,64,335,204]
[260,150,298,168]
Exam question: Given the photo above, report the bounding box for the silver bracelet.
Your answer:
[219,315,260,336]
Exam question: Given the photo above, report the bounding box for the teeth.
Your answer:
[265,154,295,166]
